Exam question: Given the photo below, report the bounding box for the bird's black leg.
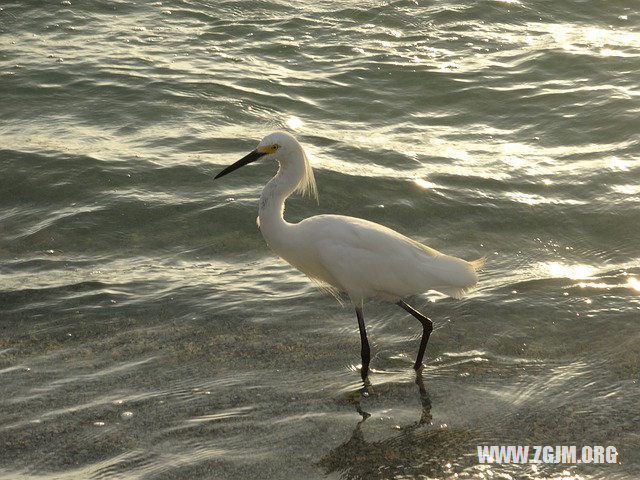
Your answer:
[355,306,370,380]
[397,300,433,370]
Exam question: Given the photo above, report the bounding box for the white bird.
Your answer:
[215,131,482,380]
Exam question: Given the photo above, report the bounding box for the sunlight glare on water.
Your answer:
[541,262,597,280]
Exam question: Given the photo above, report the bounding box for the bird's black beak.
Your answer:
[214,149,267,179]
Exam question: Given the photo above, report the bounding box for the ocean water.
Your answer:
[1,0,639,479]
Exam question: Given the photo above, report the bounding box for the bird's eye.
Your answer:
[273,144,279,151]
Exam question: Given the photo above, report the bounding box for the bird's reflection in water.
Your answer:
[319,372,479,479]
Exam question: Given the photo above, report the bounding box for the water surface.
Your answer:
[1,0,639,478]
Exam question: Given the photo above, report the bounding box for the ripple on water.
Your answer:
[2,0,640,478]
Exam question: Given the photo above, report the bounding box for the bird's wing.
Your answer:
[304,215,478,302]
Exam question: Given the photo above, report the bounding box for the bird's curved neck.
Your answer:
[258,155,304,247]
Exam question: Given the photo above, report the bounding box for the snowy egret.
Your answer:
[215,132,481,380]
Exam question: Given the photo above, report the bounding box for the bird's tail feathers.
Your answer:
[469,256,486,271]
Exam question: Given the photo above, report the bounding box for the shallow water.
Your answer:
[1,0,639,479]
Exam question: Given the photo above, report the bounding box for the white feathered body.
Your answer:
[252,132,480,305]
[266,214,480,304]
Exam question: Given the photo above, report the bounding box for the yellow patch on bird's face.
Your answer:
[257,144,279,154]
